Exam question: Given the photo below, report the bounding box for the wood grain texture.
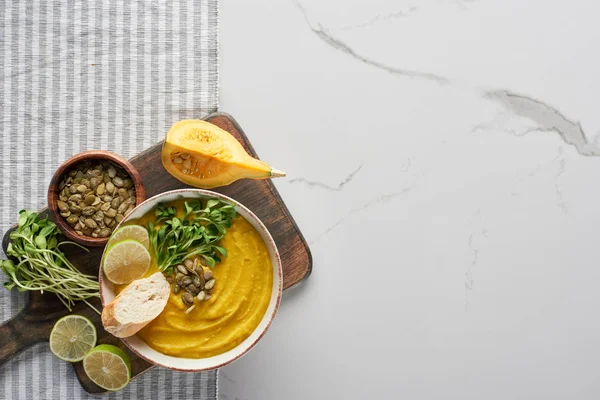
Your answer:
[0,113,312,394]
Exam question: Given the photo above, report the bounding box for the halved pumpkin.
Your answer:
[161,120,285,189]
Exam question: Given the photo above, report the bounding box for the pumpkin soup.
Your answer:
[117,198,273,358]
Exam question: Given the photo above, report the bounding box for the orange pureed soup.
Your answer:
[117,199,273,358]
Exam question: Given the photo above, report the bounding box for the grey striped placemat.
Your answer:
[0,0,219,398]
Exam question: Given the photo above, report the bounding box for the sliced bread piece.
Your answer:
[102,272,170,338]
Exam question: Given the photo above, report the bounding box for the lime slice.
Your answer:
[103,239,151,284]
[49,315,97,362]
[108,225,149,250]
[83,344,131,391]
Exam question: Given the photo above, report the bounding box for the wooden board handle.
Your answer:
[0,309,49,364]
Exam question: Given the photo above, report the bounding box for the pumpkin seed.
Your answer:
[57,200,69,212]
[183,159,192,170]
[122,178,133,189]
[111,197,122,209]
[103,217,113,226]
[107,166,116,178]
[76,185,87,193]
[187,285,200,296]
[204,279,215,290]
[84,219,98,229]
[125,205,134,215]
[60,211,71,218]
[196,291,207,301]
[192,274,204,288]
[105,208,117,218]
[96,183,105,195]
[181,276,192,287]
[84,195,96,206]
[185,304,196,314]
[113,176,124,187]
[97,228,110,238]
[117,202,128,214]
[82,206,95,216]
[203,270,213,281]
[93,211,104,222]
[184,259,194,269]
[105,181,114,194]
[180,153,190,159]
[68,194,82,202]
[173,284,181,294]
[115,214,124,223]
[176,272,185,285]
[100,202,111,211]
[176,265,188,275]
[69,185,78,194]
[91,232,99,238]
[70,205,82,214]
[117,188,128,199]
[89,177,100,190]
[66,216,79,227]
[173,157,183,164]
[182,292,194,306]
[102,195,113,202]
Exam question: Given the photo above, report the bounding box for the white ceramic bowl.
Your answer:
[98,189,283,371]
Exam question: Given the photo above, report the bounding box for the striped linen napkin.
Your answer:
[0,0,219,398]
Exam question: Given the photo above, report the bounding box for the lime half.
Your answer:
[83,344,131,391]
[49,315,97,362]
[103,239,151,284]
[108,225,149,250]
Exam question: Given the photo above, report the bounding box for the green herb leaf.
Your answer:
[0,211,100,314]
[147,198,236,272]
[35,235,47,250]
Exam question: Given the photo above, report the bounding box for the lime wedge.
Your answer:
[83,344,131,391]
[103,239,151,284]
[49,315,97,362]
[108,225,149,250]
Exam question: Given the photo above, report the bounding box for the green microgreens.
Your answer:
[147,198,237,274]
[0,210,100,314]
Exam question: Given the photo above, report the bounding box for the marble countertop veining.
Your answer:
[219,0,600,399]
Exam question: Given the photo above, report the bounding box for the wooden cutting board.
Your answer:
[0,113,312,394]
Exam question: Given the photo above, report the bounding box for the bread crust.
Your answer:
[101,272,170,338]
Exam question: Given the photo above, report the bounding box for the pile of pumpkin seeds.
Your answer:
[57,160,136,238]
[166,257,216,313]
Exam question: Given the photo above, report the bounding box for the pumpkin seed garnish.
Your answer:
[165,257,217,312]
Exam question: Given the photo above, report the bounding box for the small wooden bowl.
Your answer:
[47,151,145,247]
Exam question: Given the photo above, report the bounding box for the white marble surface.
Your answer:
[219,0,600,399]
